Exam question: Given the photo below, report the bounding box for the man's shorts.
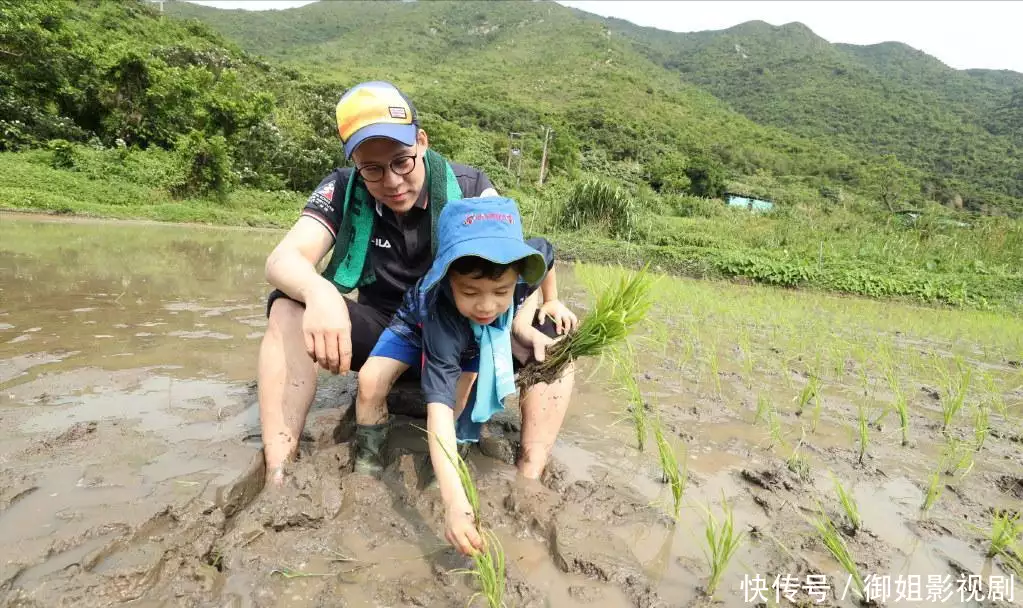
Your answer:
[368,310,561,374]
[265,288,405,375]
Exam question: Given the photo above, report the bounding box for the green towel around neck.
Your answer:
[321,149,463,293]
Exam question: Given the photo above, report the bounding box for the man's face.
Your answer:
[448,267,519,326]
[350,129,429,214]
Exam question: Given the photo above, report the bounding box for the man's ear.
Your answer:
[417,128,429,150]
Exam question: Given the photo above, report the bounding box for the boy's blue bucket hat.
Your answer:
[421,196,546,295]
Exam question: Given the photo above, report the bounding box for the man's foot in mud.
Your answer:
[265,462,288,488]
[353,421,390,478]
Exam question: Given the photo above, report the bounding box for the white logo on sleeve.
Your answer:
[373,238,392,249]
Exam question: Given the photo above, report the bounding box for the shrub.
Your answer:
[170,130,234,201]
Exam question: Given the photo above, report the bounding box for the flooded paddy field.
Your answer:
[1,213,1020,607]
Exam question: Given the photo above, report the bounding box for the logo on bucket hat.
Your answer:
[335,81,418,159]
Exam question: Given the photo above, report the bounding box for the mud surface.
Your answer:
[2,214,1021,607]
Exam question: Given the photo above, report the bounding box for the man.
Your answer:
[257,81,499,486]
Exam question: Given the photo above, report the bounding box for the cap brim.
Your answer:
[422,237,547,296]
[344,123,418,158]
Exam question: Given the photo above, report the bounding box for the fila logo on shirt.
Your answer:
[373,238,392,249]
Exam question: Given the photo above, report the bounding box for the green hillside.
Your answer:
[167,0,1022,216]
[600,17,1023,213]
[2,0,1020,311]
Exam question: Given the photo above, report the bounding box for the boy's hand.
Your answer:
[445,501,484,556]
[530,330,561,363]
[538,299,579,335]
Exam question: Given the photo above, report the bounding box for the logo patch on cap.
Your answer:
[463,212,515,226]
[388,107,407,119]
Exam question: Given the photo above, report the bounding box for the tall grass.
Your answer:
[652,418,688,519]
[700,493,745,598]
[559,178,636,238]
[517,264,655,389]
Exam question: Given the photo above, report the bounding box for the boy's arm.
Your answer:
[421,305,484,555]
[526,238,578,335]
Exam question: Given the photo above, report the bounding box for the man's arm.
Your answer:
[264,216,336,303]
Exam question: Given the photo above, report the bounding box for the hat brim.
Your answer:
[343,123,418,159]
[422,237,547,296]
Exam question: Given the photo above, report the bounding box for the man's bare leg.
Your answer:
[258,298,319,486]
[518,362,575,479]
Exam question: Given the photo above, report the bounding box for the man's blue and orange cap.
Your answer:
[335,81,418,159]
[421,197,547,296]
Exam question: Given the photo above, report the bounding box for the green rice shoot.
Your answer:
[610,343,648,452]
[974,404,990,452]
[652,417,687,519]
[435,435,506,608]
[885,363,910,446]
[934,355,973,435]
[810,507,866,601]
[921,469,943,515]
[987,510,1023,558]
[856,403,870,465]
[700,492,745,598]
[833,475,862,534]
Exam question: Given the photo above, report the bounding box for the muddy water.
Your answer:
[2,213,1021,608]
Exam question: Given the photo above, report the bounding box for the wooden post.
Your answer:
[537,125,551,187]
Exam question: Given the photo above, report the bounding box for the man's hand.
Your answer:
[445,500,484,556]
[538,299,579,335]
[302,283,353,374]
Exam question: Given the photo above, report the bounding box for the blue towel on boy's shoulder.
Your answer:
[456,305,516,443]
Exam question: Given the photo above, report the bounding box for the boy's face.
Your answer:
[448,267,519,326]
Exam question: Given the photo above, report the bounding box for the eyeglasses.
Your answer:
[355,145,419,183]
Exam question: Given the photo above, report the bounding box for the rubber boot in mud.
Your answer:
[353,421,390,478]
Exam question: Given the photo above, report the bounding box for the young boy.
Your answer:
[354,196,577,555]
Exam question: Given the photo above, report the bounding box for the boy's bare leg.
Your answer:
[355,356,410,425]
[258,298,320,487]
[353,356,409,476]
[517,362,575,479]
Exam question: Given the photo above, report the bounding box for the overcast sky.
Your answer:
[185,1,1023,72]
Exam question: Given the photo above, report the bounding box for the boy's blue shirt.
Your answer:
[387,237,555,410]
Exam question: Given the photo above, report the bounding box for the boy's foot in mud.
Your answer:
[421,443,472,490]
[353,421,390,478]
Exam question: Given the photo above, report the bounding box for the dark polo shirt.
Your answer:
[301,164,495,315]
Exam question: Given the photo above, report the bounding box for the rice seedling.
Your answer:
[767,406,786,452]
[786,433,812,483]
[940,437,975,478]
[856,403,869,466]
[517,264,655,389]
[610,343,648,452]
[754,394,770,425]
[833,476,862,534]
[974,404,990,452]
[810,507,866,602]
[987,510,1023,558]
[921,469,943,515]
[435,435,506,608]
[795,374,821,418]
[700,492,745,598]
[652,417,687,519]
[706,338,722,399]
[933,355,973,435]
[738,326,755,389]
[982,371,1007,417]
[884,362,910,447]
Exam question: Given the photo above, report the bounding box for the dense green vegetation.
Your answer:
[1,0,1020,311]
